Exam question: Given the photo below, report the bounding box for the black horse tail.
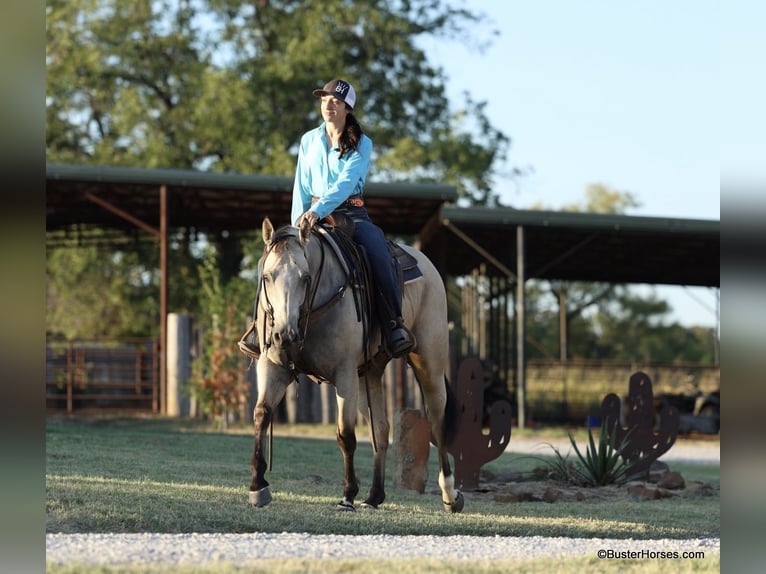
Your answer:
[442,375,459,448]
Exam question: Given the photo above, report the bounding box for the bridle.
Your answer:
[256,222,381,453]
[258,227,350,374]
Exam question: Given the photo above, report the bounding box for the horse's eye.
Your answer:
[262,273,272,282]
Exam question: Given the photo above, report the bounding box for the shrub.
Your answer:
[542,423,638,487]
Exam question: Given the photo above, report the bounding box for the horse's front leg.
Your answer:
[335,379,360,511]
[249,361,290,507]
[360,371,389,509]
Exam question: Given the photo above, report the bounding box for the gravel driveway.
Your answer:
[46,532,719,566]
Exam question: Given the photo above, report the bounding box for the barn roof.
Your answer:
[46,162,719,287]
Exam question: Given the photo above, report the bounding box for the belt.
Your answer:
[311,194,364,208]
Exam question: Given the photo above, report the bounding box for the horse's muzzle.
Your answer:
[267,328,303,365]
[271,327,302,350]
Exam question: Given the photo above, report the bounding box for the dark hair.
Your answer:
[338,112,362,160]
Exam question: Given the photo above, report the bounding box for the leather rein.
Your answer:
[258,227,351,378]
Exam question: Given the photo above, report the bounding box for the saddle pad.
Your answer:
[316,225,423,284]
[387,240,423,283]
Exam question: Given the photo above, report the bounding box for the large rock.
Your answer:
[391,409,431,493]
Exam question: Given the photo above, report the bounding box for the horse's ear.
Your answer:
[298,217,312,244]
[262,218,274,244]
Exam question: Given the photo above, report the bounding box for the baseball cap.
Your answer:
[312,79,357,109]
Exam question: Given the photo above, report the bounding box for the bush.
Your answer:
[543,423,638,486]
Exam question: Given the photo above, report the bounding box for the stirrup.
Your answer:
[238,321,261,360]
[385,321,415,358]
[237,340,261,360]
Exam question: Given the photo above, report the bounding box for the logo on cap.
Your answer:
[313,79,356,109]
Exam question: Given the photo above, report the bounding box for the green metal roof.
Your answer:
[420,205,719,286]
[46,162,457,238]
[46,162,719,287]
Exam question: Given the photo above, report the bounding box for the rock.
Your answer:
[627,484,661,500]
[391,409,430,493]
[683,481,717,497]
[543,486,561,503]
[648,460,670,483]
[658,471,685,490]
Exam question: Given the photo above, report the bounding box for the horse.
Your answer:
[247,216,464,513]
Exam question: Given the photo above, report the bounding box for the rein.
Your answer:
[259,227,351,379]
[258,224,380,452]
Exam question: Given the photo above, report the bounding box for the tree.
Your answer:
[46,0,511,202]
[46,236,159,339]
[46,0,514,340]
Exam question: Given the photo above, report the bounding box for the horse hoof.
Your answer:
[249,487,272,507]
[360,501,378,510]
[443,490,464,513]
[336,499,356,512]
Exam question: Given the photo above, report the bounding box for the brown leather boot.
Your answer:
[237,321,261,360]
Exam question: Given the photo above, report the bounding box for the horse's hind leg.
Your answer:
[408,355,464,513]
[359,371,389,509]
[249,361,289,507]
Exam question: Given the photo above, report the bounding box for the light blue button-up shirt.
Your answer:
[291,122,372,225]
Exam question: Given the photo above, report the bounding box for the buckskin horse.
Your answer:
[247,217,464,513]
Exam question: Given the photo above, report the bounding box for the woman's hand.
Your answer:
[297,210,320,228]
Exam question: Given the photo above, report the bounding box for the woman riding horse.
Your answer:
[239,78,414,359]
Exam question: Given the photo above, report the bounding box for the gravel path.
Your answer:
[505,436,720,465]
[46,533,719,566]
[47,439,719,567]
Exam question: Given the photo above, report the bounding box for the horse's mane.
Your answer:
[267,225,302,254]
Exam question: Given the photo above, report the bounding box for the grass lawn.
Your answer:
[46,414,719,573]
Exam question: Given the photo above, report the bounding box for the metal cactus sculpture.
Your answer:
[600,371,680,478]
[447,357,512,490]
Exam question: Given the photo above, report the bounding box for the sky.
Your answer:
[420,0,721,329]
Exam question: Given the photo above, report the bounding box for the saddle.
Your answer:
[317,213,423,287]
[316,215,421,371]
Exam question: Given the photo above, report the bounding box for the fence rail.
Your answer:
[523,358,720,423]
[46,338,719,426]
[46,338,160,413]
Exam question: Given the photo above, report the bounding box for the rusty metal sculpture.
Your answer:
[447,357,512,490]
[600,371,680,478]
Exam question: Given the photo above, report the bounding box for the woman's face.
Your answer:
[321,95,350,124]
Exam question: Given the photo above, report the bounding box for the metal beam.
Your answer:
[443,219,517,281]
[84,192,160,238]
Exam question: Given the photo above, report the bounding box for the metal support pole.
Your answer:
[160,184,168,414]
[515,226,526,429]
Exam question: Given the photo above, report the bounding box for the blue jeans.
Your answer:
[339,205,403,319]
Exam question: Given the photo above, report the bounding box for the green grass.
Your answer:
[46,415,719,540]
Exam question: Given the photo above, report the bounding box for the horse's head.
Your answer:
[259,217,314,365]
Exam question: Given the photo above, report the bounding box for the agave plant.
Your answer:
[567,422,638,486]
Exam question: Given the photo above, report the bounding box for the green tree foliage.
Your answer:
[46,0,510,201]
[46,0,512,340]
[46,237,159,338]
[590,290,716,363]
[190,244,254,425]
